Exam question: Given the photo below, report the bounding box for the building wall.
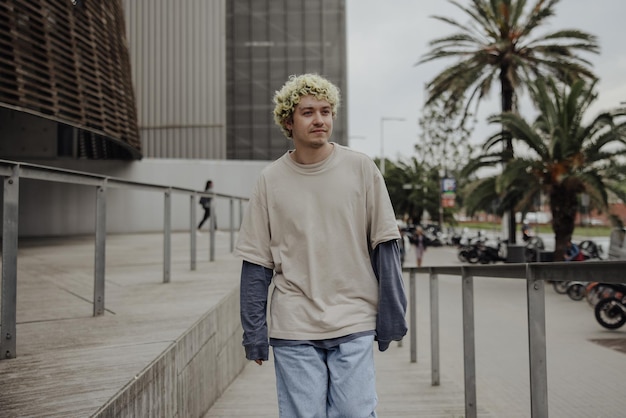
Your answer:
[226,0,348,160]
[123,0,348,162]
[123,0,227,159]
[93,286,245,418]
[0,1,350,237]
[16,159,268,237]
[0,0,140,159]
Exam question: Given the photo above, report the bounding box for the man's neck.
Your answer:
[291,142,334,165]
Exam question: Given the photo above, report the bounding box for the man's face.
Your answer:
[286,95,333,149]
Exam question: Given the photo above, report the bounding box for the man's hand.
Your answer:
[255,359,263,365]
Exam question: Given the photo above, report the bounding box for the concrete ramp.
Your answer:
[0,232,245,417]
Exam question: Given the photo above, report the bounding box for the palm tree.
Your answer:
[417,0,599,242]
[463,78,626,260]
[385,158,440,225]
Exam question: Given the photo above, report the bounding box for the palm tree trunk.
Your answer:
[500,67,516,244]
[550,185,578,261]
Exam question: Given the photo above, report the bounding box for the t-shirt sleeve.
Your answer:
[234,176,274,269]
[367,163,401,248]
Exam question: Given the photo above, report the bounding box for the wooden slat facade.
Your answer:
[0,0,141,159]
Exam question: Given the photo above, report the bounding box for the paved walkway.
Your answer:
[1,232,625,417]
[206,241,626,418]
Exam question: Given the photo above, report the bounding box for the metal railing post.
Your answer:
[462,267,477,418]
[1,165,19,359]
[209,192,215,262]
[409,268,417,363]
[229,198,234,252]
[0,159,253,360]
[239,199,243,227]
[93,182,106,316]
[190,194,197,271]
[526,264,549,417]
[429,269,440,386]
[163,189,171,283]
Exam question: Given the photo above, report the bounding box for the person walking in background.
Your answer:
[197,180,214,231]
[234,73,407,417]
[409,226,430,267]
[401,225,418,268]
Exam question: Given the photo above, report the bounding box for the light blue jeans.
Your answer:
[272,335,377,418]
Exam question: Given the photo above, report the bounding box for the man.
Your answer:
[234,74,407,417]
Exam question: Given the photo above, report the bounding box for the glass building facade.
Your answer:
[226,0,348,161]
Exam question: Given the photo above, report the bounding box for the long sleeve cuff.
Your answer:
[244,343,270,361]
[240,260,273,361]
[371,240,408,351]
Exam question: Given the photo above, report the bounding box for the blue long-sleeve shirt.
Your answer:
[240,239,408,361]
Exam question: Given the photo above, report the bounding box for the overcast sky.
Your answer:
[345,0,626,161]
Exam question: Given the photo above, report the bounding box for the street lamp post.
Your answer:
[379,117,405,176]
[438,168,445,227]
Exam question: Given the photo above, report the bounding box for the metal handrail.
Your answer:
[403,261,626,418]
[0,159,248,361]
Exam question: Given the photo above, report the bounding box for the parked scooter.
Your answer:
[579,239,604,260]
[566,282,587,301]
[457,234,486,264]
[552,239,605,296]
[477,238,508,264]
[586,282,626,307]
[524,236,545,262]
[563,239,605,300]
[594,284,626,329]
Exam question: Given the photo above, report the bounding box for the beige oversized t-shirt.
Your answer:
[235,144,400,340]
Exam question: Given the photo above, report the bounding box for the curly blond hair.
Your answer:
[273,74,341,138]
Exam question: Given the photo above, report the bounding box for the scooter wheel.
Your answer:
[553,281,569,294]
[567,284,586,301]
[594,297,626,330]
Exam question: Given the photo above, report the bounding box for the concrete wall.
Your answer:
[123,0,227,160]
[16,158,270,237]
[93,286,245,417]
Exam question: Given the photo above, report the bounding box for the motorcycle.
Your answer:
[586,282,626,307]
[553,239,605,296]
[566,281,587,301]
[524,236,545,262]
[477,238,508,264]
[457,235,485,264]
[579,239,604,260]
[594,284,626,329]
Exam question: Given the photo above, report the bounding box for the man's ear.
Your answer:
[284,117,293,137]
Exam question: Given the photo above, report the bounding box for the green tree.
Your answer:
[385,158,440,225]
[414,92,476,225]
[416,92,476,176]
[417,0,599,242]
[463,78,626,260]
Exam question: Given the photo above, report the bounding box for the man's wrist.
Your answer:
[244,343,269,361]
